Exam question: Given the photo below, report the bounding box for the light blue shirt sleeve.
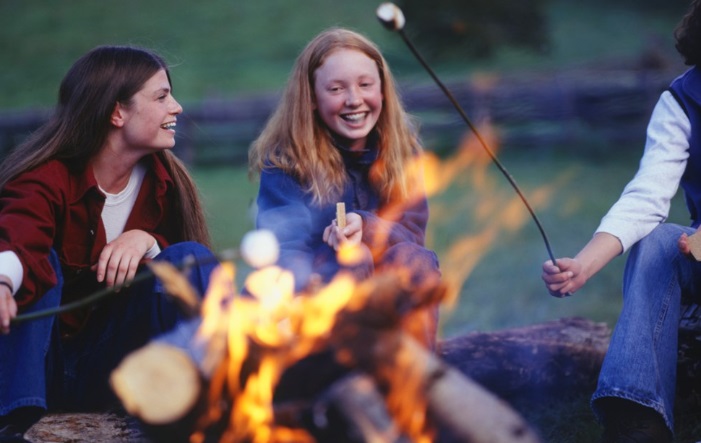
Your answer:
[595,91,691,252]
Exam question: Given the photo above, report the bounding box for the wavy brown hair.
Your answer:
[249,27,423,206]
[0,45,210,246]
[675,0,701,66]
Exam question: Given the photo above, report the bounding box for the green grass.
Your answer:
[194,145,691,337]
[1,0,685,334]
[194,147,697,441]
[0,0,682,110]
[3,1,696,440]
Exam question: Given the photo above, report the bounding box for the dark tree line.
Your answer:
[398,0,691,61]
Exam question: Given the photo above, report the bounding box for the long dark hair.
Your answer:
[675,0,701,65]
[0,45,210,246]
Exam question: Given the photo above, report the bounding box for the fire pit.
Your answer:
[109,243,541,443]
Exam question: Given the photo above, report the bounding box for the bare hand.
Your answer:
[323,212,363,251]
[541,258,584,297]
[0,284,16,334]
[679,232,694,258]
[92,230,156,289]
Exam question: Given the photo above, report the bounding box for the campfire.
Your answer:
[109,150,542,443]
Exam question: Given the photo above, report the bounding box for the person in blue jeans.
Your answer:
[542,1,701,441]
[0,46,217,442]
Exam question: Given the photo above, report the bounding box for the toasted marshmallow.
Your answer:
[376,3,405,31]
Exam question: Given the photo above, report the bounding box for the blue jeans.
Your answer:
[0,241,217,415]
[592,223,701,434]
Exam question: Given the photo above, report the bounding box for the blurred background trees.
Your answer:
[399,0,550,59]
[398,0,690,61]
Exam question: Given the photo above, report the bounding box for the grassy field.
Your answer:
[0,0,683,110]
[193,146,699,441]
[3,1,698,440]
[1,1,686,336]
[193,145,691,338]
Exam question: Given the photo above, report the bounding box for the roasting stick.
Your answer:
[336,202,347,229]
[376,2,570,297]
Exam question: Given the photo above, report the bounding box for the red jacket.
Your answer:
[0,154,181,314]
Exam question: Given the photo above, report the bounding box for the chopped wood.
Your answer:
[438,317,611,401]
[310,372,411,443]
[110,343,203,425]
[328,274,541,443]
[24,411,149,443]
[24,317,618,443]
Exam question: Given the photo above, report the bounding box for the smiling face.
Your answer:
[313,48,383,151]
[115,69,183,154]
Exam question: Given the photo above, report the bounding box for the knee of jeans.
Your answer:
[162,241,210,256]
[632,224,684,261]
[159,242,216,265]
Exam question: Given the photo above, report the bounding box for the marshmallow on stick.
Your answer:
[336,203,346,229]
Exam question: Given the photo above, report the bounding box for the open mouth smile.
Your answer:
[341,112,367,123]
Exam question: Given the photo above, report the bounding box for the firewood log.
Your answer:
[108,267,600,443]
[438,317,611,401]
[109,342,207,443]
[104,320,608,443]
[328,274,542,443]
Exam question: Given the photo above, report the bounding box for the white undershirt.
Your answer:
[99,162,160,259]
[100,163,147,243]
[1,162,161,295]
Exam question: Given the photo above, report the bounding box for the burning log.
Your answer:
[110,342,206,441]
[328,273,541,443]
[110,262,542,442]
[276,372,411,443]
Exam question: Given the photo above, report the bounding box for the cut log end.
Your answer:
[110,342,202,425]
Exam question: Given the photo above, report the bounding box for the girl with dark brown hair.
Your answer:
[0,45,217,442]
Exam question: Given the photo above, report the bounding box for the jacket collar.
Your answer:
[331,131,379,166]
[66,153,174,204]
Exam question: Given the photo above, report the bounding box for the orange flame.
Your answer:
[193,262,359,442]
[421,122,567,309]
[187,118,569,442]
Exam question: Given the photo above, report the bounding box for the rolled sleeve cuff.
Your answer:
[145,240,161,259]
[0,250,24,295]
[595,218,649,254]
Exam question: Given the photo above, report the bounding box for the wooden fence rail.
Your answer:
[0,67,676,167]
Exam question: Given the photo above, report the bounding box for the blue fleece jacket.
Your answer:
[255,139,432,291]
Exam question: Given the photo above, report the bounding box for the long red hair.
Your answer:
[249,27,423,206]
